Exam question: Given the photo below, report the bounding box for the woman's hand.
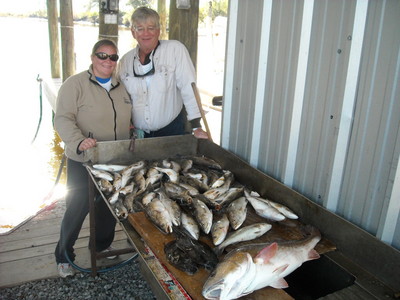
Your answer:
[78,138,97,152]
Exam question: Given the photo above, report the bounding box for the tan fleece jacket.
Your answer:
[55,66,132,162]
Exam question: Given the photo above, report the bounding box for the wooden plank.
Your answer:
[0,222,125,252]
[0,195,136,288]
[0,219,64,242]
[0,232,61,252]
[0,253,58,287]
[0,214,124,243]
[0,239,135,288]
[0,230,128,263]
[128,212,298,300]
[0,201,65,238]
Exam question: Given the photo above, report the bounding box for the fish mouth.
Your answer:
[203,281,225,299]
[203,279,240,300]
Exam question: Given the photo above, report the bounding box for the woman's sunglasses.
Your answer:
[95,52,119,62]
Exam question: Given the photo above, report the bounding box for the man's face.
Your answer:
[131,19,160,52]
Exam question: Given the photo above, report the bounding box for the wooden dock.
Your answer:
[0,197,134,288]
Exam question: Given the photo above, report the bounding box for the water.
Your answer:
[0,16,224,234]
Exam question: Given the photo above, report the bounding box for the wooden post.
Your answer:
[158,0,168,40]
[59,0,75,81]
[47,0,60,78]
[168,0,199,70]
[99,0,119,45]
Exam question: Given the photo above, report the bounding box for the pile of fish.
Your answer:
[86,156,298,243]
[164,226,219,275]
[86,156,321,299]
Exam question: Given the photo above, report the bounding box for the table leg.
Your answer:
[88,176,97,277]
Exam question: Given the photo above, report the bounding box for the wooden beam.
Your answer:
[99,0,119,44]
[168,0,199,69]
[158,0,168,40]
[59,0,75,81]
[47,0,60,78]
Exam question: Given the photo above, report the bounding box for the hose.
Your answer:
[65,249,138,274]
[32,74,43,144]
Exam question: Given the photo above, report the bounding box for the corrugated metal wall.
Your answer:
[295,0,356,205]
[222,0,400,249]
[222,0,263,157]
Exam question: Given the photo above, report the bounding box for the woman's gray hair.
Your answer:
[91,39,118,56]
[131,7,160,29]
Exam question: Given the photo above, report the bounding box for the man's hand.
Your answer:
[193,128,209,139]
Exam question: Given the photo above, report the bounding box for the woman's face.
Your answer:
[91,44,118,78]
[131,18,160,53]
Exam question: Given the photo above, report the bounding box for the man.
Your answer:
[118,6,209,139]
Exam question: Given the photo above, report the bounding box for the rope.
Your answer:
[32,74,43,144]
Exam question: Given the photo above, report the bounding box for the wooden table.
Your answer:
[127,206,336,300]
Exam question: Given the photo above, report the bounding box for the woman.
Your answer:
[118,6,209,139]
[54,39,132,278]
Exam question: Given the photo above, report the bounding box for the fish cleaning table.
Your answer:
[86,135,399,300]
[125,211,334,300]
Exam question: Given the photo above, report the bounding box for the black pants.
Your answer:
[55,159,116,264]
[144,109,186,138]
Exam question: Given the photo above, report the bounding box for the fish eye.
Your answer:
[209,271,217,277]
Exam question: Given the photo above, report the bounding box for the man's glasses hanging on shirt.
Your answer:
[132,41,160,77]
[133,56,155,77]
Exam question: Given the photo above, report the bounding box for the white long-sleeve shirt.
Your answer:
[118,40,201,133]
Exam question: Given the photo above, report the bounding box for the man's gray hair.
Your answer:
[131,7,160,29]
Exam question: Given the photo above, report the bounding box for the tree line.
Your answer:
[1,0,227,28]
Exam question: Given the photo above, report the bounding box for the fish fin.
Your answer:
[273,264,289,274]
[254,242,278,264]
[307,249,320,260]
[270,278,289,289]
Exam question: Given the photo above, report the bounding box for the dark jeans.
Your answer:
[55,159,116,264]
[144,110,186,138]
